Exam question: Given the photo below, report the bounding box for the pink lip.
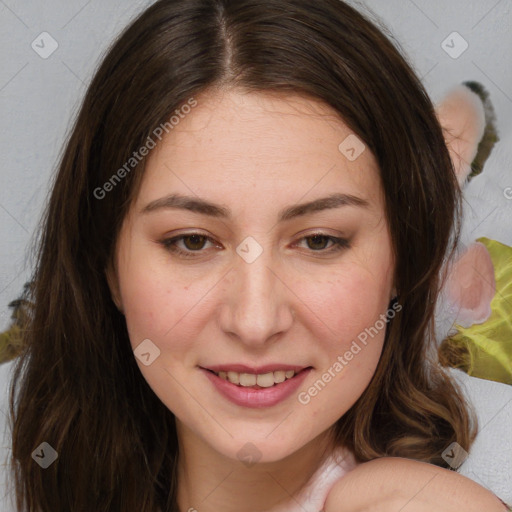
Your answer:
[200,367,312,408]
[204,363,308,374]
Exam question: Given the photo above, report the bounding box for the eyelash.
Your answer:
[159,232,350,259]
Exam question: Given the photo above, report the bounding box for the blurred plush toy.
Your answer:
[435,82,512,385]
[0,282,31,364]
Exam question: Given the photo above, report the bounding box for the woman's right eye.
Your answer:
[159,233,219,258]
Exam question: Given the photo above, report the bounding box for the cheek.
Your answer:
[295,251,393,401]
[297,272,389,419]
[300,260,392,341]
[118,256,203,350]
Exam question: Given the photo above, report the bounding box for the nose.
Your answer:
[218,248,295,347]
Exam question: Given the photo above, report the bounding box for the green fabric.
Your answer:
[445,237,512,385]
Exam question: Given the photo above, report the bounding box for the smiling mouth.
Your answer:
[203,367,312,389]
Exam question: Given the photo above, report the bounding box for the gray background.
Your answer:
[0,0,511,508]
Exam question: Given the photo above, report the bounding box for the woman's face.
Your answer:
[110,88,395,463]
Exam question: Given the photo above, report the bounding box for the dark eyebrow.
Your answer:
[141,192,370,222]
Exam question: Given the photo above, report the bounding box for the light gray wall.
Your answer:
[0,0,511,506]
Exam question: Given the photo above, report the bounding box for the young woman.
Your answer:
[6,0,510,510]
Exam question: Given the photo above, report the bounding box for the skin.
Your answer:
[107,88,503,511]
[324,457,508,511]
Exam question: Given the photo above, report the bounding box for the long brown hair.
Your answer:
[7,0,476,510]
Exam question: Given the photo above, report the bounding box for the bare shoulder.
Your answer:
[324,456,507,512]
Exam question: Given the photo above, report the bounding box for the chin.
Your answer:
[203,435,296,466]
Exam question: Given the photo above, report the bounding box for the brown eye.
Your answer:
[305,234,331,250]
[182,234,208,251]
[160,232,218,258]
[295,233,350,255]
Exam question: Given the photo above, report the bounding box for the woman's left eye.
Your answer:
[294,234,350,253]
[159,232,350,258]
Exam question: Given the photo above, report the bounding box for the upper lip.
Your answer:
[201,364,311,374]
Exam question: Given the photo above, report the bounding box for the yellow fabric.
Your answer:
[444,237,512,385]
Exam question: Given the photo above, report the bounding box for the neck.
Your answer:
[175,422,341,512]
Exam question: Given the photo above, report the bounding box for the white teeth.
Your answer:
[239,373,257,386]
[227,371,240,385]
[274,371,286,383]
[215,369,299,387]
[256,372,275,388]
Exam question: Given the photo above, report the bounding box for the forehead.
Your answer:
[135,88,383,214]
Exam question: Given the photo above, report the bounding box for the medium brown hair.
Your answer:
[7,0,476,510]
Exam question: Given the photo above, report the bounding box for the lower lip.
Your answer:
[201,368,312,408]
